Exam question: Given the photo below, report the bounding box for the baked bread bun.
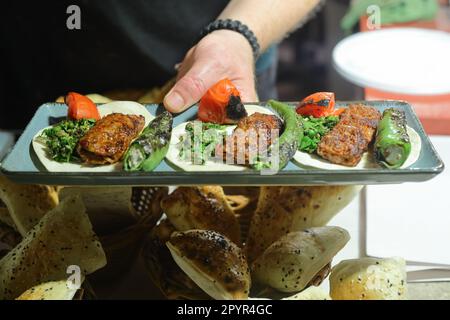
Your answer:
[162,186,241,244]
[252,226,350,293]
[330,257,407,300]
[167,230,250,300]
[246,186,362,262]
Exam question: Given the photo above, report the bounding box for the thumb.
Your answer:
[163,60,226,113]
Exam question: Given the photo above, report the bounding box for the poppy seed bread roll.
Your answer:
[251,226,350,293]
[161,186,241,245]
[167,230,250,300]
[330,257,407,300]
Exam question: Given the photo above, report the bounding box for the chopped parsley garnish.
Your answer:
[38,119,95,162]
[299,115,339,153]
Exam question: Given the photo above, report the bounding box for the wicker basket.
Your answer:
[141,186,260,299]
[223,187,260,242]
[90,187,168,282]
[0,221,21,259]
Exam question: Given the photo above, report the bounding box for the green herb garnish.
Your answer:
[38,119,95,162]
[299,115,339,153]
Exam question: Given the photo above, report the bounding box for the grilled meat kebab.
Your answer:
[317,104,381,166]
[77,113,145,165]
[222,112,283,165]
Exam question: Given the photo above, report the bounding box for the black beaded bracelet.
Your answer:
[199,19,261,60]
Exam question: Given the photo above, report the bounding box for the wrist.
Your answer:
[207,29,254,60]
[199,19,260,61]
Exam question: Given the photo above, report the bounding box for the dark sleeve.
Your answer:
[1,0,228,129]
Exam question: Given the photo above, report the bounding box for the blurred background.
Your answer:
[278,0,357,100]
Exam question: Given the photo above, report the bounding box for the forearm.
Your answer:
[218,0,321,52]
[164,0,323,111]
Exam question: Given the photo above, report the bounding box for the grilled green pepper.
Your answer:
[124,111,173,172]
[374,108,411,169]
[252,100,301,170]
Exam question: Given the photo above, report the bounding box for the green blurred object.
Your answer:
[341,0,439,33]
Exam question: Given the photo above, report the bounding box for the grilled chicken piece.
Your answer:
[167,230,251,300]
[77,113,145,165]
[222,113,283,165]
[317,105,381,167]
[160,186,241,245]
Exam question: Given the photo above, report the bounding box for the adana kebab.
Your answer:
[317,104,381,167]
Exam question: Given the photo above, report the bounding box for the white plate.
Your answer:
[165,105,275,172]
[33,101,154,172]
[333,28,450,95]
[293,126,421,170]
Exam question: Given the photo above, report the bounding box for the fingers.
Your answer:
[164,72,258,113]
[164,59,226,113]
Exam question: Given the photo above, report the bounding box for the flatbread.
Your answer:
[0,195,106,300]
[0,206,15,230]
[165,105,275,172]
[293,126,421,170]
[0,175,58,236]
[95,101,154,125]
[32,101,154,172]
[58,186,137,235]
[56,94,113,104]
[16,280,81,300]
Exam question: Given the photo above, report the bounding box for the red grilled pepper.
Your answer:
[296,92,344,118]
[65,92,101,121]
[198,78,247,124]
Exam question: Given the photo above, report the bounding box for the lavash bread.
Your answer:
[58,186,137,235]
[0,195,106,300]
[0,175,58,235]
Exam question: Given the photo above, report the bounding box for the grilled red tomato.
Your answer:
[65,92,101,121]
[296,92,344,118]
[198,78,247,124]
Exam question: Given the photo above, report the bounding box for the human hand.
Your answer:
[163,29,258,113]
